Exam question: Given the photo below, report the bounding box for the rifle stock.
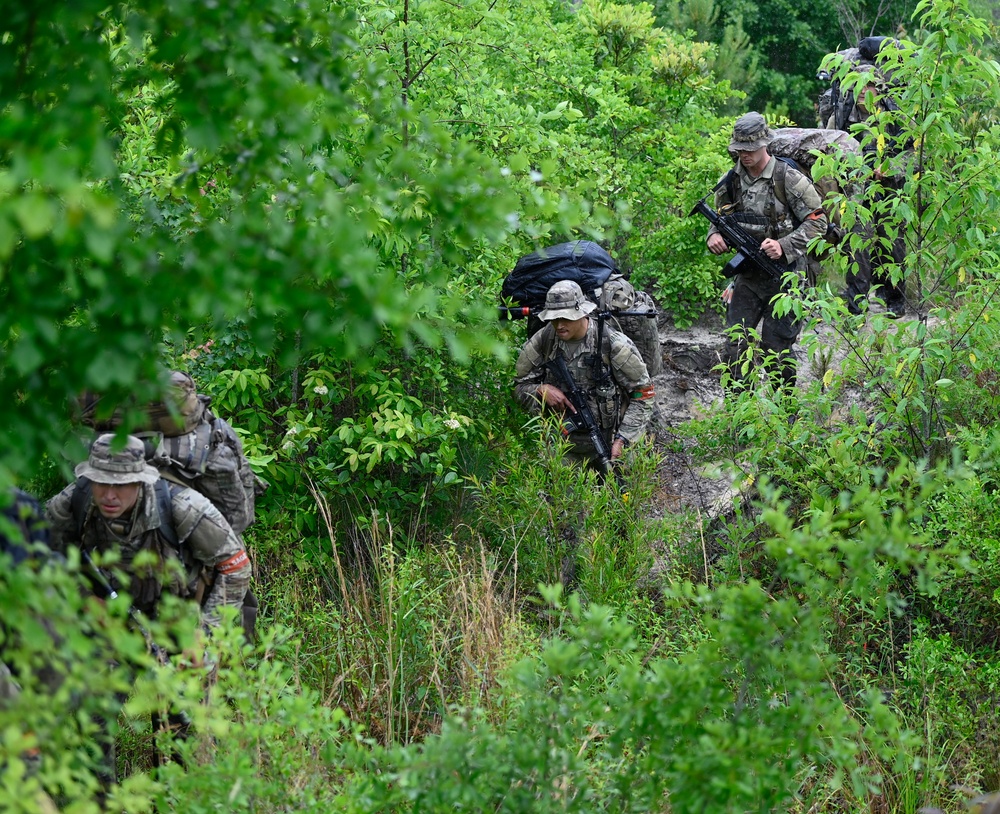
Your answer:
[689,198,790,283]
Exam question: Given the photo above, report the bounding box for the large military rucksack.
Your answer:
[817,36,907,132]
[768,127,862,249]
[501,241,662,375]
[79,372,260,537]
[153,395,258,538]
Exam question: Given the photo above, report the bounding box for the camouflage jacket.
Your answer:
[709,156,828,265]
[514,318,654,446]
[47,480,250,629]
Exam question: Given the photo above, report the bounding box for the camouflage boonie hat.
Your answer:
[538,280,597,322]
[729,111,773,152]
[74,434,160,485]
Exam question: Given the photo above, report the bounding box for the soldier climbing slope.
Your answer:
[514,280,654,470]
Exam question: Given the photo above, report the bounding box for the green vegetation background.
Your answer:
[3,0,1000,811]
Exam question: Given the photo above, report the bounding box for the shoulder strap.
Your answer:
[154,479,179,550]
[770,158,808,230]
[834,87,855,132]
[590,315,617,388]
[71,478,92,542]
[539,322,557,361]
[772,157,791,206]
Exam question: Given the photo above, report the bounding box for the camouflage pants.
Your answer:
[725,269,801,391]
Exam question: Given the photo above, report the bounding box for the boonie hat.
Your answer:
[74,433,160,485]
[537,280,597,322]
[729,111,773,152]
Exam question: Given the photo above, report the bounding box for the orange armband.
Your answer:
[631,385,655,401]
[805,209,825,221]
[216,550,249,574]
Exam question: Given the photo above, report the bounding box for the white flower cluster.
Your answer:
[313,384,329,396]
[443,418,461,430]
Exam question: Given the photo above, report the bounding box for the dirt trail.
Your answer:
[645,302,902,521]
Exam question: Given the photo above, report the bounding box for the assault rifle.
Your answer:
[82,549,168,663]
[544,352,616,480]
[689,198,791,283]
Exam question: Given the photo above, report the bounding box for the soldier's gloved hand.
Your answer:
[536,384,574,413]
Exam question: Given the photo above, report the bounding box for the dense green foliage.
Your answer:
[3,0,1000,812]
[655,0,922,124]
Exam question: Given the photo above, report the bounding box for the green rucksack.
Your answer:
[597,275,663,377]
[78,372,262,537]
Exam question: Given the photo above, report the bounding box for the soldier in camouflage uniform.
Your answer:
[514,280,654,467]
[835,63,908,318]
[46,434,251,631]
[708,112,828,391]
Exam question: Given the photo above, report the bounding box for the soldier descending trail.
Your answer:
[701,111,828,393]
[78,369,263,638]
[514,280,655,472]
[45,434,253,781]
[46,434,252,634]
[500,240,664,377]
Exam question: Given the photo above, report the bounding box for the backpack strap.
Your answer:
[770,158,808,231]
[153,480,179,550]
[834,85,854,131]
[161,421,214,475]
[70,477,179,551]
[70,477,93,542]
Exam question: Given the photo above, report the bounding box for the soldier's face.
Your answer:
[92,482,141,519]
[552,315,589,341]
[736,146,769,174]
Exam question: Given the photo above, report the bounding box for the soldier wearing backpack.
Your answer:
[45,434,252,634]
[514,280,654,467]
[77,370,262,638]
[44,434,252,784]
[819,37,910,317]
[707,112,828,392]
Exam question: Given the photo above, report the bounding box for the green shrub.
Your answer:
[344,588,900,813]
[894,625,1000,802]
[468,416,663,614]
